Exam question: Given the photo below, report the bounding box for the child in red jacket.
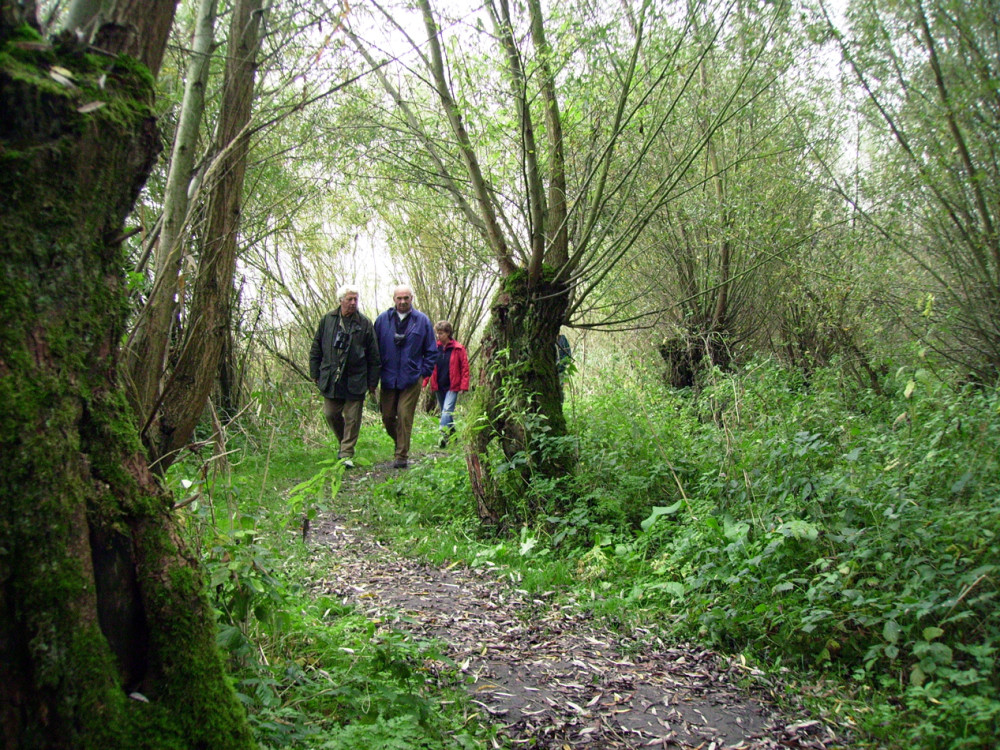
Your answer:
[425,321,470,447]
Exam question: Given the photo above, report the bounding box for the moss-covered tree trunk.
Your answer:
[0,12,253,750]
[467,274,573,524]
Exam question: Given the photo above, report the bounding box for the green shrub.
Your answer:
[571,358,1000,746]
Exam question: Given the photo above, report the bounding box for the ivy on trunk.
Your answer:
[467,273,573,524]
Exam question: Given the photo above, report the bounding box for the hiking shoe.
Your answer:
[393,459,408,469]
[438,436,448,448]
[340,458,354,469]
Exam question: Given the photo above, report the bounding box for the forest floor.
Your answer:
[304,455,852,749]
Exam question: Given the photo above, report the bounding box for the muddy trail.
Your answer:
[304,458,849,749]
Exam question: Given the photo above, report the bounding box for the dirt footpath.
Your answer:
[306,460,847,749]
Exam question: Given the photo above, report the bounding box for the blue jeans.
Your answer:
[436,390,458,433]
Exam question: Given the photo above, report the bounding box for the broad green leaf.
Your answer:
[724,517,750,542]
[922,627,945,641]
[640,501,683,532]
[657,581,685,597]
[927,642,953,665]
[883,620,901,644]
[777,520,819,541]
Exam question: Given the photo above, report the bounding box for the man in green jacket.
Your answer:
[309,285,381,467]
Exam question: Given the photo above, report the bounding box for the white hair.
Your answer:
[337,284,361,301]
[393,284,415,301]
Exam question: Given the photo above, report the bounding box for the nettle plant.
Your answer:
[286,457,345,537]
[567,357,998,745]
[715,371,1000,746]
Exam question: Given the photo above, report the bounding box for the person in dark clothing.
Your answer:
[424,320,470,447]
[373,284,437,468]
[556,332,573,382]
[309,285,380,467]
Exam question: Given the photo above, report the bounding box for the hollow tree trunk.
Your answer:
[467,274,574,524]
[0,17,252,750]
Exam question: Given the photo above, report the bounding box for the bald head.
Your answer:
[393,285,414,315]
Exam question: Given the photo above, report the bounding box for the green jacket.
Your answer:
[309,310,381,398]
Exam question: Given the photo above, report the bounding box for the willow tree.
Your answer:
[342,0,787,521]
[125,0,219,450]
[122,0,265,472]
[148,0,265,466]
[827,0,1000,380]
[124,0,367,467]
[0,3,252,746]
[620,3,836,387]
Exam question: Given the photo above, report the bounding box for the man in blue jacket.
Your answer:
[374,284,437,468]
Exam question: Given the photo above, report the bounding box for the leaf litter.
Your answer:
[304,460,848,749]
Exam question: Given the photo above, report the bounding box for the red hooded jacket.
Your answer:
[425,339,470,392]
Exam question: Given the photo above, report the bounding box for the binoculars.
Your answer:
[333,330,350,350]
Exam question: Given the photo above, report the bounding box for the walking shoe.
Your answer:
[438,435,448,448]
[393,459,408,469]
[340,458,354,469]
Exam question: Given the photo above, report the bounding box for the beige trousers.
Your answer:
[380,381,422,461]
[323,397,364,459]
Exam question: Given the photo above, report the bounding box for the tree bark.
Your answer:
[0,9,253,748]
[147,0,264,469]
[468,274,573,523]
[60,0,176,76]
[126,0,219,429]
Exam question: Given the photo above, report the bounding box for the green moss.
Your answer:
[500,267,531,298]
[1,39,156,137]
[110,52,156,93]
[12,23,43,42]
[167,564,199,596]
[81,393,146,506]
[500,264,561,295]
[1,23,45,44]
[67,626,127,740]
[2,31,252,750]
[0,54,67,95]
[133,521,255,748]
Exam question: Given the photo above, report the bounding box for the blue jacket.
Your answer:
[374,308,438,390]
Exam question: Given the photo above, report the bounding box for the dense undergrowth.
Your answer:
[170,357,999,749]
[561,360,1000,749]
